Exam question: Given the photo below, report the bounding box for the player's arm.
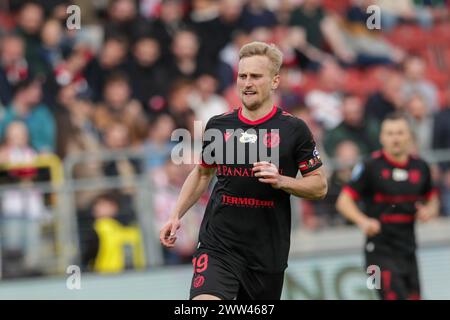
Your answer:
[160,164,216,248]
[416,164,440,222]
[279,167,328,200]
[336,188,381,236]
[252,162,327,200]
[416,191,440,222]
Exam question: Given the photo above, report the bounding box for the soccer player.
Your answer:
[336,112,440,300]
[159,42,327,300]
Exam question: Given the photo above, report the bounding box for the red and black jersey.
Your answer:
[343,150,437,256]
[198,106,322,273]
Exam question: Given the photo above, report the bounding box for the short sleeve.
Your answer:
[421,162,437,200]
[295,120,323,175]
[342,161,371,201]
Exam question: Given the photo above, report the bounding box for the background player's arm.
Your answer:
[253,162,327,200]
[336,191,381,236]
[160,164,216,248]
[416,193,440,222]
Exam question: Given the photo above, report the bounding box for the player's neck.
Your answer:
[383,150,409,165]
[241,101,275,121]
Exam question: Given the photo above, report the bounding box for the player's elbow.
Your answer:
[310,178,328,200]
[335,194,344,213]
[317,178,328,199]
[335,192,349,214]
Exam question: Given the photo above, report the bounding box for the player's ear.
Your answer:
[271,74,280,90]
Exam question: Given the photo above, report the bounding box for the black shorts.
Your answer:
[189,250,284,300]
[365,250,421,300]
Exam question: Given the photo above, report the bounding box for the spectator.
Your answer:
[81,193,145,273]
[313,140,361,227]
[289,0,327,50]
[84,36,129,102]
[274,0,295,26]
[402,55,439,112]
[304,59,345,130]
[376,0,433,31]
[35,0,71,19]
[276,66,303,113]
[218,29,251,91]
[55,83,100,159]
[0,34,28,106]
[39,18,71,70]
[166,79,196,130]
[220,29,251,72]
[217,0,244,47]
[324,94,380,157]
[237,0,278,32]
[129,35,170,114]
[101,122,141,224]
[152,159,204,264]
[0,76,56,153]
[94,72,148,145]
[327,0,405,67]
[405,94,434,155]
[0,121,47,278]
[15,1,49,76]
[167,29,214,81]
[187,0,222,64]
[188,72,228,125]
[151,0,188,63]
[102,122,141,185]
[143,112,176,171]
[53,45,92,95]
[365,70,405,124]
[289,0,354,70]
[103,0,152,42]
[186,0,238,91]
[54,84,104,211]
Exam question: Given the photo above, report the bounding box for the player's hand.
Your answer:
[415,202,433,222]
[358,218,381,237]
[253,161,283,189]
[160,218,181,248]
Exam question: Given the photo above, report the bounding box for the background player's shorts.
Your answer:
[189,250,284,300]
[365,251,420,300]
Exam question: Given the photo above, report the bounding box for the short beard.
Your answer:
[241,93,269,111]
[242,100,260,110]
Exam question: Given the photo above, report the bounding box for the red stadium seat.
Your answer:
[321,0,352,14]
[437,88,448,109]
[0,12,16,30]
[384,25,429,51]
[426,69,450,90]
[299,72,319,95]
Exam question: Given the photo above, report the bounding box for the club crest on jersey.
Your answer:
[392,168,408,181]
[263,132,280,148]
[409,169,421,184]
[239,131,257,144]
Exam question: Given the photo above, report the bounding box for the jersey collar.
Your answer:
[238,105,278,125]
[382,150,410,168]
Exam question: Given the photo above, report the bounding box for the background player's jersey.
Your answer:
[343,151,437,256]
[198,106,322,273]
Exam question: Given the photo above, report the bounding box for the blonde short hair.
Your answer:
[239,41,283,76]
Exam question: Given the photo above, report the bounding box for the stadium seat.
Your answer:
[384,25,428,51]
[322,0,352,14]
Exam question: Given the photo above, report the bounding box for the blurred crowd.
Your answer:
[1,0,450,275]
